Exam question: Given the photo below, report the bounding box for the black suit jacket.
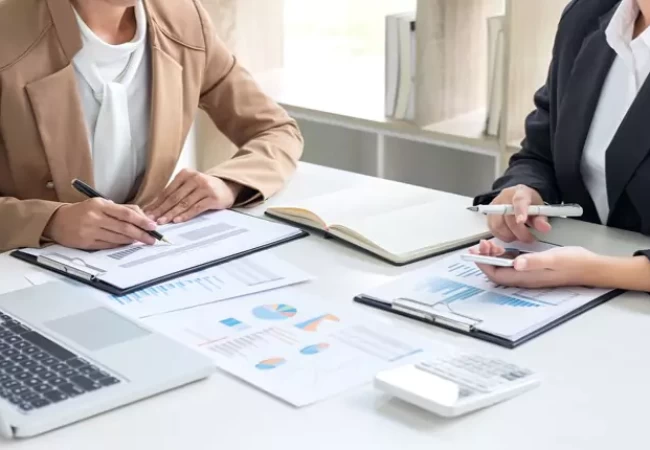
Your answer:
[475,0,650,257]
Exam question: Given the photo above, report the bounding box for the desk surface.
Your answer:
[2,163,650,450]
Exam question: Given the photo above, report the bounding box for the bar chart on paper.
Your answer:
[414,257,586,310]
[418,277,541,309]
[104,254,311,318]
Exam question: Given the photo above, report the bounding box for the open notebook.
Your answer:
[265,182,490,265]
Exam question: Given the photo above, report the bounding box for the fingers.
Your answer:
[475,263,499,280]
[144,170,193,220]
[485,240,506,256]
[504,215,535,243]
[100,215,156,245]
[94,228,136,246]
[153,182,197,225]
[104,203,157,232]
[482,266,567,288]
[529,215,552,233]
[488,216,517,242]
[164,190,208,225]
[173,198,214,223]
[470,240,506,256]
[512,185,533,224]
[513,251,557,272]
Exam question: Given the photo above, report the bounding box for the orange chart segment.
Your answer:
[255,358,286,370]
[295,314,340,332]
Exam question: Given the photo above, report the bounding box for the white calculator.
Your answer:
[375,352,540,417]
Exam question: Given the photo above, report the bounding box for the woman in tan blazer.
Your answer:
[0,0,303,252]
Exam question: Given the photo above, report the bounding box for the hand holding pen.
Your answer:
[469,185,569,243]
[42,179,171,251]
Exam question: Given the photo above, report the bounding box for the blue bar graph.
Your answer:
[421,277,485,304]
[421,277,541,308]
[110,274,224,305]
[477,291,540,308]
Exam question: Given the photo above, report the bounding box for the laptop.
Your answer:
[0,282,215,439]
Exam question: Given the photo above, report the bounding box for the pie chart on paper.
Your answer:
[252,304,297,321]
[255,358,286,370]
[300,343,330,355]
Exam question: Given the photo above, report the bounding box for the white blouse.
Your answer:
[72,0,151,203]
[581,0,650,224]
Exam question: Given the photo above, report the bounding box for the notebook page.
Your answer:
[339,198,489,257]
[272,182,440,227]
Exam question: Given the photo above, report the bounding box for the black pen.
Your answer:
[71,179,172,245]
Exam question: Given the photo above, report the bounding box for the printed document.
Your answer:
[144,289,435,406]
[103,253,311,318]
[362,241,614,341]
[20,210,304,289]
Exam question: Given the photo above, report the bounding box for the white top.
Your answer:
[581,0,650,224]
[72,1,151,203]
[3,163,650,450]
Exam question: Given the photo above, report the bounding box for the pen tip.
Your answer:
[467,206,478,212]
[162,237,173,245]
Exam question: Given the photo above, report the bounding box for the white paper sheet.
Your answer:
[362,241,615,341]
[144,290,435,406]
[102,253,311,318]
[20,210,304,289]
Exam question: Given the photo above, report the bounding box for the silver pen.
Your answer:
[467,204,583,217]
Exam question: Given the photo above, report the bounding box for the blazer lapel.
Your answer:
[554,13,616,224]
[132,45,183,205]
[604,70,650,221]
[23,0,91,202]
[26,67,93,203]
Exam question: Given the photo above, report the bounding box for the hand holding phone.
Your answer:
[461,248,525,267]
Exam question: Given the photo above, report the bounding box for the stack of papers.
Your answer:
[145,290,436,406]
[104,253,311,318]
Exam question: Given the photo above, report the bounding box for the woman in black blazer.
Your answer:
[472,0,650,290]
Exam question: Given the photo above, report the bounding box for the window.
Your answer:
[284,0,417,69]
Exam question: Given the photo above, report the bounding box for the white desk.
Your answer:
[2,163,650,450]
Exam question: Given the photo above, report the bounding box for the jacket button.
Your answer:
[45,181,54,189]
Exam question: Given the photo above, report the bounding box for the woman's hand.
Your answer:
[43,199,157,250]
[469,240,602,288]
[143,169,243,225]
[487,185,552,243]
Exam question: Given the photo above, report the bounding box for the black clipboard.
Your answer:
[11,227,309,297]
[354,289,623,348]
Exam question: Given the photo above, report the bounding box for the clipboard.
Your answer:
[354,289,623,348]
[11,225,309,297]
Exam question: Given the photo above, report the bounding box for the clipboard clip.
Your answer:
[37,254,106,281]
[392,297,483,333]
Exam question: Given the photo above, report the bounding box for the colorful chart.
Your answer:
[295,314,340,332]
[219,318,250,331]
[255,357,286,370]
[420,277,540,308]
[252,304,297,321]
[300,343,330,355]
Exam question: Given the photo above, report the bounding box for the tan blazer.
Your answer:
[0,0,303,252]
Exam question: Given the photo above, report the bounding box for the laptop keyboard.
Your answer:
[0,310,121,413]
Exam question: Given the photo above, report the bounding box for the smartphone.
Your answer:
[460,248,524,267]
